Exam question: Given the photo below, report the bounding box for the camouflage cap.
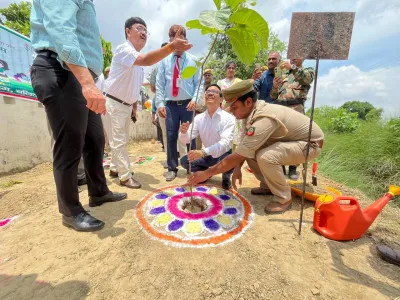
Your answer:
[203,68,212,75]
[222,79,254,108]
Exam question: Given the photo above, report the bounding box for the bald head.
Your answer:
[267,52,281,71]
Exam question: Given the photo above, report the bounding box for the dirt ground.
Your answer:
[0,141,399,300]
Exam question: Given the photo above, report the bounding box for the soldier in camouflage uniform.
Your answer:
[270,58,315,179]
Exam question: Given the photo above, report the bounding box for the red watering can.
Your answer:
[313,185,400,241]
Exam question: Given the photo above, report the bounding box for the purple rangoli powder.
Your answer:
[204,219,220,231]
[168,219,184,231]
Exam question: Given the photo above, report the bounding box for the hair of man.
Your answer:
[206,83,222,97]
[125,17,147,39]
[169,25,187,38]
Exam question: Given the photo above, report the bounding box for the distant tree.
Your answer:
[206,31,287,81]
[341,101,381,120]
[101,35,113,72]
[365,108,383,121]
[0,1,31,37]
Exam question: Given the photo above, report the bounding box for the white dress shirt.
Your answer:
[104,40,144,104]
[179,108,235,158]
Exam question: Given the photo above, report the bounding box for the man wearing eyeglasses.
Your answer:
[156,25,204,182]
[103,18,192,189]
[179,84,235,189]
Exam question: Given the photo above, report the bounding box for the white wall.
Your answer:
[0,96,156,175]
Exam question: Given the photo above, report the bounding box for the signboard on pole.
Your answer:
[0,24,37,101]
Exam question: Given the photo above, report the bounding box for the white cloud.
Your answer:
[310,65,400,116]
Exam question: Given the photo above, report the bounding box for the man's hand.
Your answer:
[187,170,210,186]
[187,150,202,162]
[170,27,193,52]
[81,83,106,114]
[180,121,190,134]
[131,108,137,123]
[150,84,156,93]
[151,113,157,125]
[279,61,291,71]
[186,100,196,111]
[273,77,283,89]
[232,167,243,190]
[157,106,167,118]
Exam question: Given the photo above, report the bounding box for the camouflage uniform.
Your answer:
[270,67,315,114]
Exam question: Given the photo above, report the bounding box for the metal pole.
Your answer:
[298,54,319,235]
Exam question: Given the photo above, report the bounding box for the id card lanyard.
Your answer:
[175,55,186,88]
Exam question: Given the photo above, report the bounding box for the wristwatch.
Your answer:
[291,64,298,71]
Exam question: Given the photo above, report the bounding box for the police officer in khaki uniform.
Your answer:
[188,79,324,214]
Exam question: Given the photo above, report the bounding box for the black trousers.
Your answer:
[31,55,109,217]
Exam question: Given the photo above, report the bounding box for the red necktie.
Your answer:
[172,55,180,97]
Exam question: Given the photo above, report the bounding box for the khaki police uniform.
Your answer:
[223,80,324,203]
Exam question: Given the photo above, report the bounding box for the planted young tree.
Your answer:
[206,32,287,80]
[182,0,269,81]
[180,0,269,202]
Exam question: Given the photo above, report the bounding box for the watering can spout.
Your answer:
[363,185,400,223]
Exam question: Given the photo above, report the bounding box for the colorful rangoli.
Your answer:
[136,185,253,248]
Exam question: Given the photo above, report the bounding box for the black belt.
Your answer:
[36,50,98,81]
[166,99,191,105]
[36,49,58,59]
[273,99,306,106]
[104,93,132,107]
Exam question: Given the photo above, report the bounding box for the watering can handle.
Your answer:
[335,196,359,206]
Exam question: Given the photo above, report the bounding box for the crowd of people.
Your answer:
[29,0,323,232]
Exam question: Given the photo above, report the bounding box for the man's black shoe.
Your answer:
[77,177,87,186]
[62,212,104,232]
[89,191,127,207]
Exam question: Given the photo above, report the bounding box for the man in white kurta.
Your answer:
[179,84,235,189]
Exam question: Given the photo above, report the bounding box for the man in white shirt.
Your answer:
[103,17,192,189]
[179,84,235,189]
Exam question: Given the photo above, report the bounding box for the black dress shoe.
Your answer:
[77,177,87,186]
[89,191,127,207]
[164,171,177,181]
[62,212,104,232]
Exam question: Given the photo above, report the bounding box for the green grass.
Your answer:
[313,111,400,206]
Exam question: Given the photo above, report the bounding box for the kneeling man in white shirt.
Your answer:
[179,84,235,189]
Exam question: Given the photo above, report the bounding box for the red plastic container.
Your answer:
[313,186,398,241]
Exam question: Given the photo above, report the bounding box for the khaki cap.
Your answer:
[203,68,212,75]
[222,79,254,108]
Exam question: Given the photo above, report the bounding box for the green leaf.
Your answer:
[213,0,221,9]
[199,8,231,32]
[186,19,219,34]
[195,60,203,67]
[229,8,269,48]
[181,66,198,79]
[226,26,258,65]
[186,19,203,30]
[225,0,246,10]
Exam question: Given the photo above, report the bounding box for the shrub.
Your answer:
[330,108,360,133]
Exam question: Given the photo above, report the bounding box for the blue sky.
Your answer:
[1,0,399,115]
